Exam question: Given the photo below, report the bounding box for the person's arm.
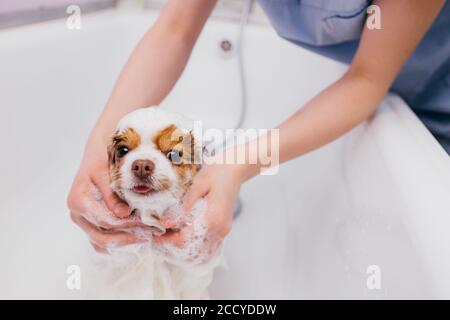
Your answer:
[67,0,216,252]
[272,0,445,165]
[92,0,216,145]
[163,0,445,247]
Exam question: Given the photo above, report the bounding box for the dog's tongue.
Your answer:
[133,185,151,194]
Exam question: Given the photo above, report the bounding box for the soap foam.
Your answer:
[153,200,223,267]
[85,189,224,299]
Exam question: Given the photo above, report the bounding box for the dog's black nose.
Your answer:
[131,159,155,179]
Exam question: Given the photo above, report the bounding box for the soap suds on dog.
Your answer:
[86,193,223,299]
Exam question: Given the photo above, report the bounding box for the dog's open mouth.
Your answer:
[132,183,154,195]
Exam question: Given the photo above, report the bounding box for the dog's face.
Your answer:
[108,107,201,207]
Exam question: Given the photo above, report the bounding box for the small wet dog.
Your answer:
[108,107,202,233]
[91,107,222,299]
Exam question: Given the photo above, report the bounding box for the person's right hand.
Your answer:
[67,138,151,253]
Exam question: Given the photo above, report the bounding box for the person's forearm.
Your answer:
[87,0,217,148]
[89,26,194,147]
[240,71,388,181]
[278,70,388,162]
[246,0,444,176]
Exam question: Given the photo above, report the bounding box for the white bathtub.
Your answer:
[0,6,449,299]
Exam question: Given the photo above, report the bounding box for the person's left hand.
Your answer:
[154,162,249,256]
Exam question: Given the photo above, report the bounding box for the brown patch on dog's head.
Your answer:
[108,128,141,187]
[154,124,199,189]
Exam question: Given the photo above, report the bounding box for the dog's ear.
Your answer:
[156,124,178,152]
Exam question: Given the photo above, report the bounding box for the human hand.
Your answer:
[67,138,153,253]
[154,161,252,255]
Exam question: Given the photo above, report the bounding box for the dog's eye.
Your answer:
[167,150,182,164]
[116,146,129,158]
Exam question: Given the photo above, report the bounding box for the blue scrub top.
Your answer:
[257,0,450,154]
